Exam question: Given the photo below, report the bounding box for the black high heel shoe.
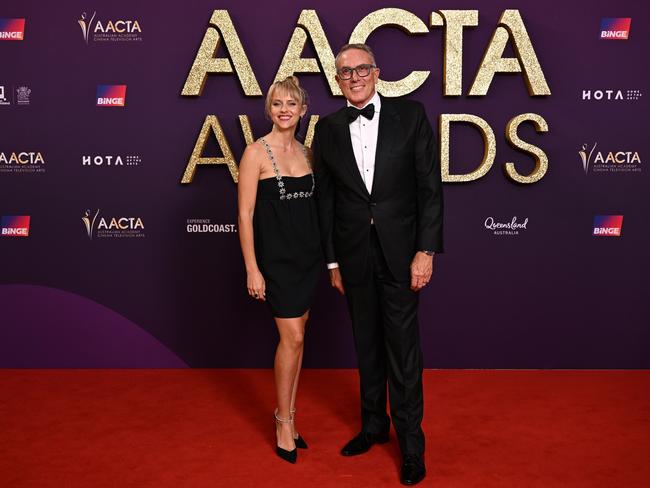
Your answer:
[275,409,297,464]
[290,408,308,449]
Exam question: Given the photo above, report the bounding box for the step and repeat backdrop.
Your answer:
[1,0,648,368]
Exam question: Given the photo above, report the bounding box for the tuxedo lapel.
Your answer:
[371,97,400,196]
[331,110,370,198]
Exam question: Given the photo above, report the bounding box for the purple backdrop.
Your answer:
[1,0,648,368]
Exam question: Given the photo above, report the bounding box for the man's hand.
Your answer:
[410,251,433,291]
[329,268,345,295]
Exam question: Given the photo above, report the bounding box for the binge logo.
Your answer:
[1,216,30,237]
[0,18,25,41]
[600,18,631,40]
[593,215,623,236]
[96,85,126,107]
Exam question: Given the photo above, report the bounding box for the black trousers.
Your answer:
[343,227,425,456]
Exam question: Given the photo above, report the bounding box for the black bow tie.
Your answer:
[346,103,375,122]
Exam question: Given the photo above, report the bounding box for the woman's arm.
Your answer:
[237,143,266,300]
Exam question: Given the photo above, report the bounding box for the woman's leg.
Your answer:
[289,311,309,438]
[274,314,306,450]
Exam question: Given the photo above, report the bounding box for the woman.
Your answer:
[237,76,321,464]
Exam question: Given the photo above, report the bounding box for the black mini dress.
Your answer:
[253,138,321,318]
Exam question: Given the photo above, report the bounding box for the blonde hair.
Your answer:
[264,76,308,119]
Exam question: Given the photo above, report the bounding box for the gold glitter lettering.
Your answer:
[304,115,319,148]
[504,113,549,183]
[275,10,340,95]
[430,11,479,96]
[440,114,496,182]
[469,10,550,96]
[181,10,261,97]
[181,115,239,184]
[349,8,430,97]
[238,115,255,145]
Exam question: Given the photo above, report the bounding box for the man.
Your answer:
[313,44,443,485]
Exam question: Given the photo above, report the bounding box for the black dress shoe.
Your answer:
[290,409,308,449]
[275,409,298,464]
[340,431,390,456]
[276,445,297,464]
[401,454,426,485]
[294,434,308,449]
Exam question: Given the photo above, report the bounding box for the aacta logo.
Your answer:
[78,12,143,44]
[1,216,30,237]
[599,18,631,40]
[0,18,25,41]
[0,152,45,165]
[94,19,141,33]
[593,215,623,237]
[579,143,642,174]
[82,209,145,239]
[96,85,127,107]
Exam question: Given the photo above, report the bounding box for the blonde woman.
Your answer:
[238,77,320,464]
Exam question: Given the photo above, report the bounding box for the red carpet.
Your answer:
[0,369,648,487]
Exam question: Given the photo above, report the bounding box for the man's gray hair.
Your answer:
[335,43,377,70]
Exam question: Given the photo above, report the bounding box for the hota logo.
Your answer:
[82,209,145,239]
[78,11,143,43]
[82,154,141,167]
[581,89,642,101]
[0,18,25,41]
[96,85,127,107]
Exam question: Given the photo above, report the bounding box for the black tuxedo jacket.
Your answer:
[313,96,443,284]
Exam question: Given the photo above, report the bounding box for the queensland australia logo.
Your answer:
[582,89,642,101]
[1,216,30,237]
[96,85,127,107]
[484,216,529,236]
[16,86,31,105]
[593,215,623,237]
[82,209,145,239]
[0,18,25,41]
[0,151,46,174]
[599,18,631,40]
[78,12,143,43]
[186,218,237,234]
[579,143,641,174]
[82,154,141,167]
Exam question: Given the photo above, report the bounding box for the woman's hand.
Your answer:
[247,269,266,301]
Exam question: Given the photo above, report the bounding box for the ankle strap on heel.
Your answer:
[274,408,294,423]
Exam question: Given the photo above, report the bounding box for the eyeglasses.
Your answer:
[337,64,376,80]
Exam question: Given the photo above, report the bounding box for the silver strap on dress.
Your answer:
[259,138,315,200]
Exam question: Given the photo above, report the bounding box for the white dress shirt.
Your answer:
[327,92,381,270]
[349,91,381,194]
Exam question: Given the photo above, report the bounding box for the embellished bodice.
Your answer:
[256,138,315,201]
